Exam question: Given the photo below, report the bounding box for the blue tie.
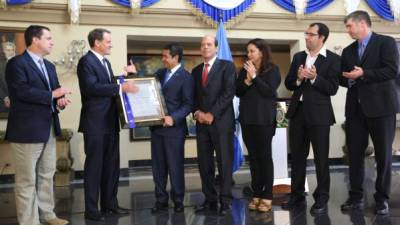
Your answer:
[38,59,51,91]
[38,59,55,112]
[163,70,172,86]
[358,42,365,60]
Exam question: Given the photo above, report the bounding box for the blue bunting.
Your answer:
[365,0,394,21]
[111,0,159,8]
[272,0,333,14]
[186,0,255,24]
[5,0,31,5]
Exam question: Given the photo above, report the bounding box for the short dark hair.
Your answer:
[163,43,183,62]
[88,28,111,48]
[344,10,372,27]
[24,25,50,47]
[247,38,274,73]
[309,22,330,43]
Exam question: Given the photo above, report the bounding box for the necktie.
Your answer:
[102,58,111,81]
[38,59,55,112]
[163,70,172,86]
[201,63,209,87]
[358,42,365,60]
[38,59,51,91]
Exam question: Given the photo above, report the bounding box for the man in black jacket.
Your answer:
[339,11,399,215]
[282,23,340,215]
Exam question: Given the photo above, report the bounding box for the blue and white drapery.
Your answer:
[111,0,160,8]
[365,0,400,21]
[272,0,334,16]
[186,0,255,27]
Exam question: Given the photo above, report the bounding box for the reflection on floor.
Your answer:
[1,158,400,225]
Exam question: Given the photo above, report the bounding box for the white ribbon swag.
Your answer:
[68,0,81,24]
[203,0,245,10]
[344,0,360,14]
[293,0,306,17]
[389,0,400,22]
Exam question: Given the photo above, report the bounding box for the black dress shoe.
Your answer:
[218,203,231,216]
[194,202,218,213]
[174,203,184,213]
[310,202,328,215]
[85,211,105,221]
[281,197,306,210]
[340,199,364,212]
[375,201,389,215]
[102,206,130,215]
[151,202,169,214]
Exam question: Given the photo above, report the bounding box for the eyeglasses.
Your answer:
[304,32,319,37]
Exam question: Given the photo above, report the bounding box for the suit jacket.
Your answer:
[150,66,194,137]
[236,65,281,125]
[192,59,236,132]
[77,51,120,134]
[285,50,340,126]
[5,51,61,143]
[340,32,399,118]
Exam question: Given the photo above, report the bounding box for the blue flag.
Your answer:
[216,20,244,173]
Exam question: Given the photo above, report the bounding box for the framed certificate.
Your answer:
[116,76,168,128]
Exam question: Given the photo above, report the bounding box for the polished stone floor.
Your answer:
[1,158,400,225]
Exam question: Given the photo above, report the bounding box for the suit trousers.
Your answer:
[241,124,275,199]
[151,132,185,204]
[289,103,331,204]
[83,133,120,213]
[11,125,57,225]
[196,123,234,204]
[346,103,395,203]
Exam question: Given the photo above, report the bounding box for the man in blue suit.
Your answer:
[77,28,138,221]
[150,43,194,214]
[6,25,71,225]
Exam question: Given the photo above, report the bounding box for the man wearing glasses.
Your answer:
[282,23,340,215]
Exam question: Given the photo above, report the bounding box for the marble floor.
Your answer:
[0,158,400,225]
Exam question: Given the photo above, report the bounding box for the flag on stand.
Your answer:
[216,20,244,173]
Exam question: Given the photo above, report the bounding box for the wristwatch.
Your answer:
[251,73,256,79]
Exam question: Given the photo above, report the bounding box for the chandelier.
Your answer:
[53,40,87,75]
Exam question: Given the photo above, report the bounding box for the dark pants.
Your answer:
[151,132,185,204]
[289,104,331,204]
[346,103,395,203]
[83,133,120,213]
[196,123,234,204]
[241,124,275,199]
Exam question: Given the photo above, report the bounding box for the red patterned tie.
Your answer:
[201,63,209,87]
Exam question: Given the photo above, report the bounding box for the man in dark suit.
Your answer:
[77,28,138,221]
[150,43,193,214]
[192,35,236,215]
[6,25,70,225]
[282,23,340,214]
[339,11,399,215]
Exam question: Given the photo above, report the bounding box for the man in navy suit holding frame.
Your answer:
[150,43,194,214]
